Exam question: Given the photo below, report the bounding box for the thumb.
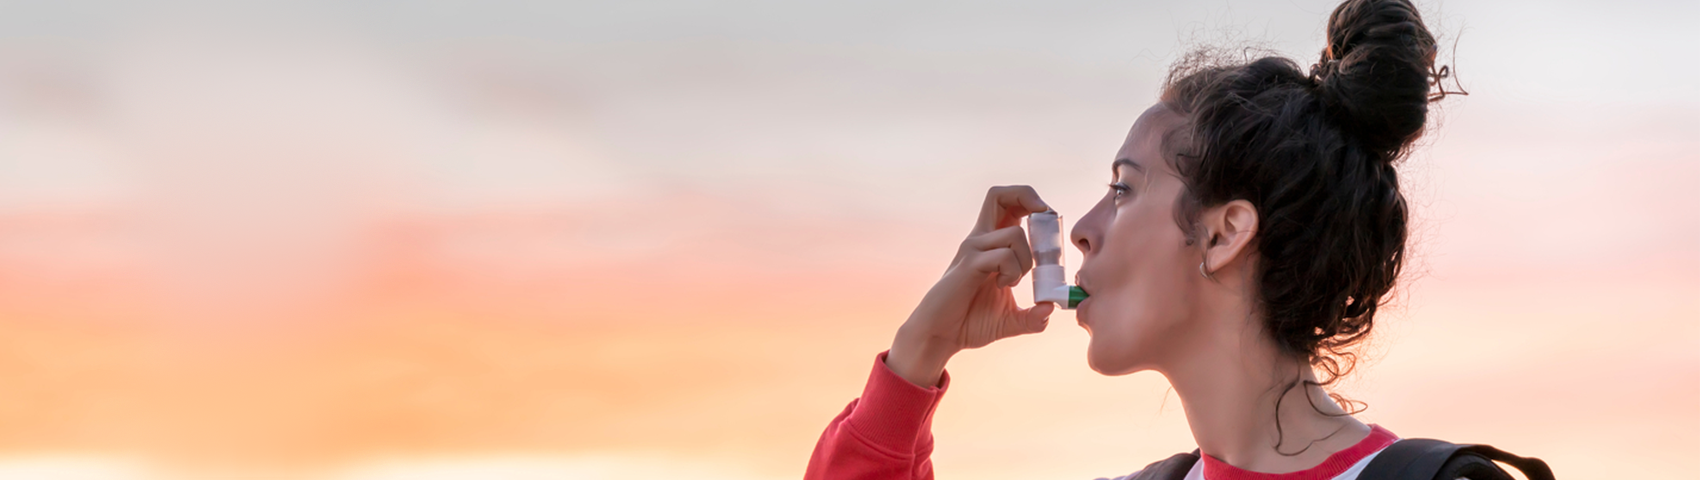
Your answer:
[1017,302,1055,334]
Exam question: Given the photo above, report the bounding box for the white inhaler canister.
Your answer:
[1027,210,1087,309]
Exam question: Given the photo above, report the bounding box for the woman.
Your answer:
[805,1,1551,479]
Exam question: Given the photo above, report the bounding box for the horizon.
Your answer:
[0,0,1695,478]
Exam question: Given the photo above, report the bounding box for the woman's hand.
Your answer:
[886,185,1057,387]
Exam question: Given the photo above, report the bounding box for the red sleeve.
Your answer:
[804,350,950,480]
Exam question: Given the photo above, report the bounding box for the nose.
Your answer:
[1071,197,1109,255]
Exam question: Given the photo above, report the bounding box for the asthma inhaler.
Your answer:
[1027,210,1087,309]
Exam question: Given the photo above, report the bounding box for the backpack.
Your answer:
[1128,439,1554,480]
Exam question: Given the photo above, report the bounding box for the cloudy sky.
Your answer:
[0,0,1694,479]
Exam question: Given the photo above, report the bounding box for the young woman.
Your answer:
[804,1,1547,479]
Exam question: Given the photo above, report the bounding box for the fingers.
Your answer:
[974,185,1050,234]
[963,247,1023,287]
[1019,302,1054,334]
[960,225,1034,275]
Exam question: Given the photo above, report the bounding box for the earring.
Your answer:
[1198,230,1217,281]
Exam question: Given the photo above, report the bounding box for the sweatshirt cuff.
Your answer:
[845,350,950,452]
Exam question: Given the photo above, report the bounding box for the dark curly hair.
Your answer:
[1160,0,1454,387]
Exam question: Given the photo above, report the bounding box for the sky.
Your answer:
[0,0,1695,478]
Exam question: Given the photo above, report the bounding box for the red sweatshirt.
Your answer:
[805,351,1401,480]
[805,351,948,480]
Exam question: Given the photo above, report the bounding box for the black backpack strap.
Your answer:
[1361,438,1555,480]
[1128,450,1199,480]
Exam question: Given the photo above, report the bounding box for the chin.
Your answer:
[1084,340,1142,376]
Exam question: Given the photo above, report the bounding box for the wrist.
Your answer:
[887,326,958,387]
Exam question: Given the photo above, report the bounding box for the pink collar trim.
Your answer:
[1199,424,1398,480]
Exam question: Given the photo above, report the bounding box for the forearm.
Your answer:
[885,324,959,388]
[804,351,950,480]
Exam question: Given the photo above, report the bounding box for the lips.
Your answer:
[1072,274,1092,326]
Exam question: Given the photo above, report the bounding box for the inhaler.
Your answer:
[1027,210,1087,309]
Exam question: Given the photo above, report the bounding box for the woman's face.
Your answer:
[1070,104,1206,375]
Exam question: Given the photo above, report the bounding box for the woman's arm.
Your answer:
[803,351,948,480]
[805,186,1057,480]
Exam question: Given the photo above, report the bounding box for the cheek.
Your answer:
[1082,203,1198,374]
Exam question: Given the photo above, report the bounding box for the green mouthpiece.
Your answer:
[1068,285,1088,309]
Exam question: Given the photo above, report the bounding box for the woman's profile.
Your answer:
[804,0,1552,479]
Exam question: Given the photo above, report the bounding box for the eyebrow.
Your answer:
[1112,158,1145,176]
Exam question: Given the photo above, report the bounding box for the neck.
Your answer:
[1159,310,1368,473]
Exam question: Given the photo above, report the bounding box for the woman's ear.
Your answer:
[1201,199,1258,276]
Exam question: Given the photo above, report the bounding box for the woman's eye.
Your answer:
[1108,182,1132,199]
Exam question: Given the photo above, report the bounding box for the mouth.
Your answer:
[1072,275,1091,326]
[1073,273,1092,297]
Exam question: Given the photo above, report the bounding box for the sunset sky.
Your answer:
[0,0,1694,479]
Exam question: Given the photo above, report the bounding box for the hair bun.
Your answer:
[1312,0,1438,159]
